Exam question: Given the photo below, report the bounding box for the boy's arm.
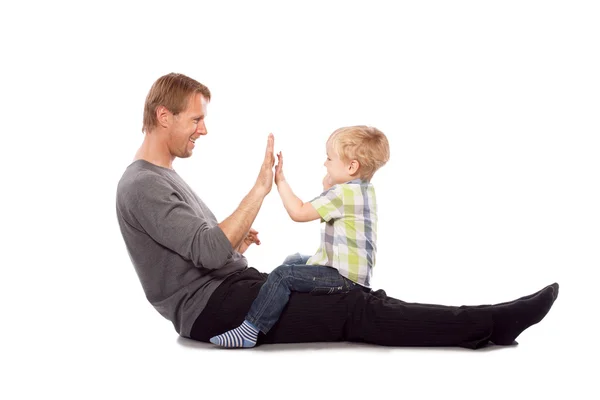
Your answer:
[277,179,320,222]
[275,151,320,222]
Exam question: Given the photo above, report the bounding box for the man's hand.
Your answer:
[237,228,261,254]
[274,151,286,186]
[218,134,274,250]
[255,133,275,197]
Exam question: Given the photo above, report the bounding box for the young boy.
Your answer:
[210,125,390,348]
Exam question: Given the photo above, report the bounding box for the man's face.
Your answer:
[168,93,208,159]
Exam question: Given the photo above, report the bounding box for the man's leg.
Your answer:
[261,283,558,348]
[369,282,558,310]
[189,268,266,343]
[190,269,558,349]
[260,287,492,348]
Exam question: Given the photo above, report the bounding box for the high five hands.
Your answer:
[255,133,286,193]
[245,134,300,254]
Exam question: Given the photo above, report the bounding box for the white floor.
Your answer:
[3,272,594,400]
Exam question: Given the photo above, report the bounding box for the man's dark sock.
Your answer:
[490,283,558,345]
[457,283,557,311]
[492,282,558,308]
[550,282,559,301]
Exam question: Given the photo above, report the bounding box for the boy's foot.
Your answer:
[490,283,558,345]
[210,320,259,348]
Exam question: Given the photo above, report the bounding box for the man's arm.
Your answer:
[120,173,234,270]
[218,134,275,249]
[274,151,320,223]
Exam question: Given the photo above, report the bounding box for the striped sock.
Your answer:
[210,320,259,348]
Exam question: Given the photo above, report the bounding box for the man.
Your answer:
[116,72,558,348]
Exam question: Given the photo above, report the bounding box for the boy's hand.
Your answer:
[237,228,261,254]
[274,151,286,186]
[322,173,333,191]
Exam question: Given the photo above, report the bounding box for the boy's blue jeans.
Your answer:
[246,253,359,334]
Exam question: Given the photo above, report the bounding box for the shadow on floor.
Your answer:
[175,336,515,353]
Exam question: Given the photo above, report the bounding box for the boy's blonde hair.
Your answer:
[327,125,390,181]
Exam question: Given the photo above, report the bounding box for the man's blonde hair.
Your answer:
[327,125,390,181]
[142,73,211,133]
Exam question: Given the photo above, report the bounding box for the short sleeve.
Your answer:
[309,185,345,222]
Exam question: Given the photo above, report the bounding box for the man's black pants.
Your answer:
[190,267,493,349]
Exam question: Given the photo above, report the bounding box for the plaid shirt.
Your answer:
[306,179,378,287]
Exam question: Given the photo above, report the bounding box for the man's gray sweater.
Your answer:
[116,160,247,337]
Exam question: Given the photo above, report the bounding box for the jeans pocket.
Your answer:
[342,278,359,292]
[309,285,345,295]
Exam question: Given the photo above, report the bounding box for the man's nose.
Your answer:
[197,121,207,135]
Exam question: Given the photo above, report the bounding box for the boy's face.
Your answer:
[323,141,355,188]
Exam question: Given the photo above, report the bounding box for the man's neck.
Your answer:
[134,134,175,169]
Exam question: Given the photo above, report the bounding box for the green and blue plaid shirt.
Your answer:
[306,179,378,287]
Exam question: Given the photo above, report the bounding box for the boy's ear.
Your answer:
[348,160,360,176]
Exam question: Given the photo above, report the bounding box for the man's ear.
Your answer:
[156,105,170,129]
[348,160,360,176]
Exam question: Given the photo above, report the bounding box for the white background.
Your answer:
[1,1,598,399]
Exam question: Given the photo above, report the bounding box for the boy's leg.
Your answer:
[246,264,354,334]
[209,264,353,348]
[282,253,312,265]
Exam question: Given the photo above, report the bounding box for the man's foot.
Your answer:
[492,282,558,307]
[550,282,559,300]
[209,320,259,348]
[490,283,558,345]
